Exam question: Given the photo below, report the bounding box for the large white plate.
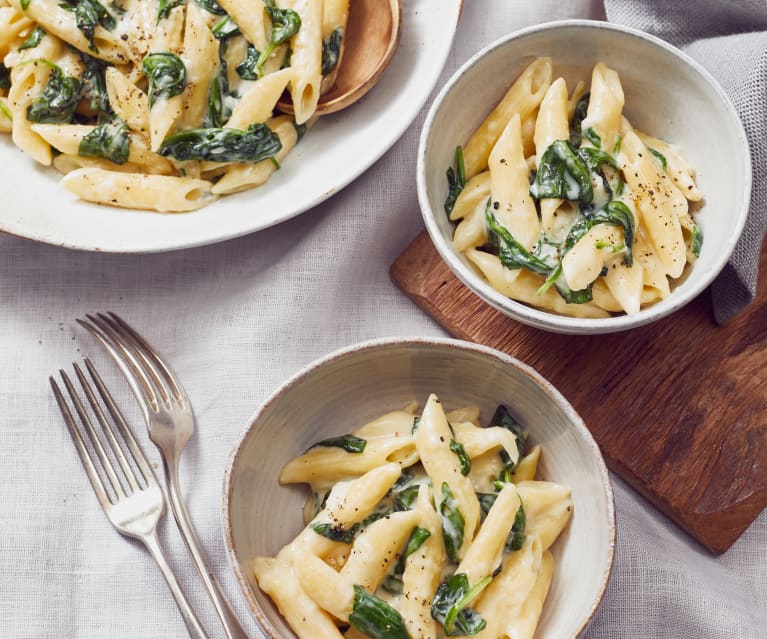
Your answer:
[0,0,462,252]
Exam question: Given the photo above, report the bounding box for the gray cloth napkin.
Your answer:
[604,0,767,323]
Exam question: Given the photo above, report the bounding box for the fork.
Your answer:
[77,313,250,639]
[50,360,210,639]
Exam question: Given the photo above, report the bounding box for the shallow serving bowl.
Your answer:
[223,338,615,638]
[417,20,751,334]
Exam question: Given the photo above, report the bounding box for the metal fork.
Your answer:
[76,313,250,639]
[50,360,209,639]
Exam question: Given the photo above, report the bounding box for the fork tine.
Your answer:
[50,377,113,509]
[74,361,141,493]
[95,313,175,407]
[77,315,160,412]
[107,312,186,404]
[84,358,157,487]
[56,370,125,501]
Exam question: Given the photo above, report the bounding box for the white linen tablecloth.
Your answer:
[0,1,764,637]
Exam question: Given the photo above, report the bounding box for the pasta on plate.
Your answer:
[445,58,703,317]
[254,394,573,639]
[0,0,348,212]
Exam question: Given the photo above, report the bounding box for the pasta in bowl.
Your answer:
[418,21,751,334]
[223,338,615,639]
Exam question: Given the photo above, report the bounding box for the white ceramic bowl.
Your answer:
[418,20,751,334]
[223,338,615,639]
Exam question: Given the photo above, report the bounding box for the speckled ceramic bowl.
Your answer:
[418,20,751,334]
[223,338,615,638]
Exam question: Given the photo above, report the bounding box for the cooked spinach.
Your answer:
[321,26,343,76]
[26,62,82,124]
[529,139,593,204]
[212,15,239,39]
[204,53,230,128]
[0,63,10,90]
[431,573,490,636]
[649,147,667,171]
[564,200,635,267]
[691,220,702,258]
[392,485,419,512]
[584,126,601,148]
[505,501,526,551]
[60,0,117,53]
[388,469,413,496]
[254,0,301,78]
[21,0,31,10]
[236,43,260,80]
[449,439,471,476]
[157,0,184,21]
[477,492,497,520]
[142,52,186,107]
[382,526,432,594]
[349,585,410,639]
[485,207,551,277]
[18,26,45,51]
[293,120,306,142]
[78,119,130,164]
[80,53,111,116]
[411,416,420,434]
[310,521,359,543]
[439,482,464,562]
[577,146,618,172]
[490,404,526,481]
[444,145,466,215]
[569,92,589,147]
[310,434,367,454]
[195,0,226,14]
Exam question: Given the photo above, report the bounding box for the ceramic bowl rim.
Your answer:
[417,18,752,334]
[222,336,617,638]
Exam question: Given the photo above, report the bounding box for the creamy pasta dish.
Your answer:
[0,0,348,212]
[446,58,703,317]
[254,395,573,639]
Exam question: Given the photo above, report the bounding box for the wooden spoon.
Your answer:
[279,0,402,116]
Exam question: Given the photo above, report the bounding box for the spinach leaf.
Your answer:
[560,200,635,268]
[204,52,230,128]
[444,145,465,215]
[26,63,82,124]
[411,416,420,434]
[157,0,184,21]
[293,120,306,142]
[439,482,464,562]
[349,585,410,639]
[505,501,526,551]
[691,220,702,258]
[485,207,551,277]
[489,404,526,481]
[584,126,601,148]
[392,485,419,512]
[60,0,117,53]
[529,139,593,204]
[577,146,618,172]
[569,92,589,147]
[21,0,31,10]
[310,434,367,454]
[78,119,130,164]
[649,147,667,171]
[477,492,497,520]
[236,43,260,80]
[212,15,239,39]
[321,26,343,76]
[431,573,490,636]
[159,123,282,162]
[142,52,186,107]
[0,64,11,90]
[80,53,111,116]
[18,26,46,51]
[388,469,413,496]
[449,439,471,476]
[195,0,225,14]
[382,526,432,594]
[310,521,359,543]
[254,0,301,79]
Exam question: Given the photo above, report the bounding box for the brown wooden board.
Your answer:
[391,230,767,553]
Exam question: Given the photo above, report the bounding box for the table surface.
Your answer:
[0,1,764,638]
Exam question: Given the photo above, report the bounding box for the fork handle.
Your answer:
[142,531,211,639]
[164,464,251,639]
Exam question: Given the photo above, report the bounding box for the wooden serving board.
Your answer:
[391,231,767,553]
